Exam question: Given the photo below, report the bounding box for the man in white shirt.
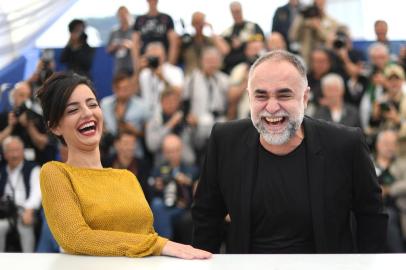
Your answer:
[0,136,41,252]
[138,42,184,113]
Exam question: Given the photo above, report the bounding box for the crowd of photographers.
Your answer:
[1,0,406,253]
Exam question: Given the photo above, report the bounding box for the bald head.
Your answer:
[266,32,287,51]
[2,136,25,169]
[12,81,31,107]
[376,129,398,160]
[162,134,183,166]
[230,1,243,23]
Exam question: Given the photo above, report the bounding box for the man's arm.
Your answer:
[352,128,388,252]
[167,30,180,65]
[192,124,227,253]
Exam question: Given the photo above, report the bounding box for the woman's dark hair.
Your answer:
[36,72,97,144]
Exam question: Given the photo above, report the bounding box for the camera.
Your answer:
[300,5,321,18]
[147,56,160,69]
[13,102,28,118]
[333,31,348,49]
[13,99,43,119]
[0,196,17,219]
[39,49,54,84]
[379,102,391,112]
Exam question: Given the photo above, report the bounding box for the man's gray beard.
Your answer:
[252,111,304,146]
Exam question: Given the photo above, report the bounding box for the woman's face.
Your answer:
[52,84,103,152]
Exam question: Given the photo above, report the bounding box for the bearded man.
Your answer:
[192,50,387,254]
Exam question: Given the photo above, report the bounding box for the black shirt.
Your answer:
[133,13,174,54]
[251,140,315,253]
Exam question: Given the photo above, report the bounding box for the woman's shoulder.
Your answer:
[41,160,66,172]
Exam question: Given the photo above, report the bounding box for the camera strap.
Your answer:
[5,175,16,205]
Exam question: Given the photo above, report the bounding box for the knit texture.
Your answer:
[40,161,167,257]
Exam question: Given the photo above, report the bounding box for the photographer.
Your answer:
[60,19,94,78]
[228,39,266,120]
[370,65,406,132]
[0,82,56,165]
[145,87,196,166]
[180,11,230,75]
[289,0,339,65]
[328,27,368,107]
[107,6,135,76]
[149,134,198,241]
[138,42,184,114]
[100,72,149,159]
[0,136,41,252]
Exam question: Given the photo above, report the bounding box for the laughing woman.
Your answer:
[36,72,211,259]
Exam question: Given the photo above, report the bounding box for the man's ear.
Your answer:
[303,86,310,109]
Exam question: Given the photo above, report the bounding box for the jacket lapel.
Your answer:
[237,124,259,253]
[303,117,327,252]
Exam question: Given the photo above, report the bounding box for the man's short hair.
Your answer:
[248,50,308,86]
[2,136,24,152]
[68,19,85,33]
[230,1,242,9]
[321,73,344,90]
[113,72,131,86]
[368,42,389,57]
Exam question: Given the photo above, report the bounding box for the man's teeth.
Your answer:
[265,117,283,123]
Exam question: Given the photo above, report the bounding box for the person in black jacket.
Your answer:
[192,50,387,254]
[60,19,94,78]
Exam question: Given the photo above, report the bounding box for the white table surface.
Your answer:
[0,253,405,270]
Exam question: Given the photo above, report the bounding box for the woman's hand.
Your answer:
[161,240,212,260]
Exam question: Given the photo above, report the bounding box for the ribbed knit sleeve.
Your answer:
[40,161,168,257]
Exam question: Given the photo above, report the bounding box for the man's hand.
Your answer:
[17,112,28,127]
[186,113,198,127]
[22,209,35,226]
[8,112,18,127]
[154,177,164,191]
[175,172,192,186]
[166,111,183,129]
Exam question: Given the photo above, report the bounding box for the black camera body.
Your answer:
[0,196,17,219]
[13,99,43,120]
[379,101,391,112]
[13,103,28,118]
[333,31,348,49]
[301,5,321,18]
[147,56,160,69]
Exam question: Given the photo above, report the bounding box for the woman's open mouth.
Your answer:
[77,121,97,136]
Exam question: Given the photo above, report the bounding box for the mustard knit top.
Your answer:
[40,161,168,257]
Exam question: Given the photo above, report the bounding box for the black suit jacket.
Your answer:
[192,117,387,253]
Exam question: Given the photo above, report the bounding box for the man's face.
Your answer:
[376,132,397,160]
[375,22,388,41]
[322,82,344,103]
[202,52,221,76]
[13,83,31,108]
[114,78,133,101]
[117,8,130,26]
[248,60,309,145]
[163,136,182,166]
[115,134,136,160]
[370,48,389,69]
[311,50,330,75]
[161,93,180,115]
[192,13,205,33]
[230,4,243,23]
[4,139,25,169]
